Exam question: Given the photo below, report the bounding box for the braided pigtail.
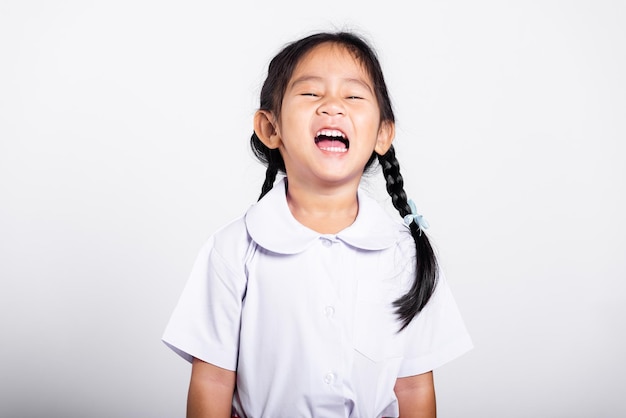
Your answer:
[259,164,278,201]
[378,145,438,330]
[251,132,285,201]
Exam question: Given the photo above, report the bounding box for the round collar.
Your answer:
[245,178,406,254]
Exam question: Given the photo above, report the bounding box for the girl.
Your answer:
[163,31,472,418]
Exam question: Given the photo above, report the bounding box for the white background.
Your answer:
[1,1,625,417]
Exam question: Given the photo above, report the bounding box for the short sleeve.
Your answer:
[397,270,473,377]
[162,236,248,371]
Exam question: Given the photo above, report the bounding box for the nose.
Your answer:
[317,96,345,116]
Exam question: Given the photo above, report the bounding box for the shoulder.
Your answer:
[198,213,255,272]
[211,214,250,248]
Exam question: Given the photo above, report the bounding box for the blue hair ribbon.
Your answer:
[403,199,429,233]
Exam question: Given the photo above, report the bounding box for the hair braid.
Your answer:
[378,146,410,217]
[259,163,278,201]
[378,145,438,330]
[252,132,284,201]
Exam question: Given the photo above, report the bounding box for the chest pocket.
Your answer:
[353,279,405,362]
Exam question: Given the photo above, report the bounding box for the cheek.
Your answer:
[280,102,307,126]
[355,113,382,138]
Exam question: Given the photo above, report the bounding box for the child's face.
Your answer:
[271,42,394,189]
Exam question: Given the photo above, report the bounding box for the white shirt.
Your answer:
[162,178,472,418]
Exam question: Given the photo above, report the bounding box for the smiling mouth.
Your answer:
[314,129,349,153]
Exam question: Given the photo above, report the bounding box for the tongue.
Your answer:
[316,139,347,150]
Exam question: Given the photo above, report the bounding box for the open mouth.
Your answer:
[314,129,349,153]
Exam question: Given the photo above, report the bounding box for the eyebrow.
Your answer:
[290,75,374,94]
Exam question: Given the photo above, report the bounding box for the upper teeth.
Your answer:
[317,129,345,138]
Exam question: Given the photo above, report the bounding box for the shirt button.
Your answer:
[324,372,336,385]
[321,238,332,247]
[324,306,335,318]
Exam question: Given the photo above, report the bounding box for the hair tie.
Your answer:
[403,199,429,233]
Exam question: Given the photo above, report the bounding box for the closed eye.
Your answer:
[301,93,319,97]
[347,95,364,100]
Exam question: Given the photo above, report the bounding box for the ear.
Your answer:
[374,120,395,155]
[254,110,282,149]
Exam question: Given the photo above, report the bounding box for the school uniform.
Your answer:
[163,177,472,418]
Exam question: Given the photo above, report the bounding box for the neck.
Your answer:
[285,178,360,234]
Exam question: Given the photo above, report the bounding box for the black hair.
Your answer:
[250,31,437,330]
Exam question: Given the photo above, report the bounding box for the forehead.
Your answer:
[289,42,372,84]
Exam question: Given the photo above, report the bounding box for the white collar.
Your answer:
[245,178,406,254]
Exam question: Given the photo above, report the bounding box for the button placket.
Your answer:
[318,235,342,391]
